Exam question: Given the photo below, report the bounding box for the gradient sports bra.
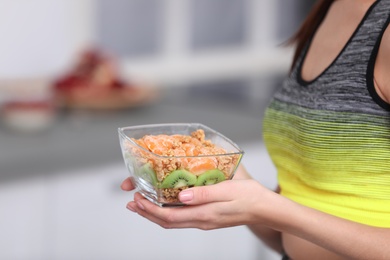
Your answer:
[263,0,390,227]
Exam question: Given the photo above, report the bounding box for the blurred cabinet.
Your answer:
[0,162,279,260]
[0,177,48,259]
[95,0,315,86]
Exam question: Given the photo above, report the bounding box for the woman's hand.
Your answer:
[120,165,282,253]
[125,179,275,230]
[121,165,276,230]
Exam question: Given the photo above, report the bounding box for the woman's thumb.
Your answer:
[178,181,232,205]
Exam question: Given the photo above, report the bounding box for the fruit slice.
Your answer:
[161,169,197,189]
[195,169,226,186]
[187,157,217,175]
[135,163,158,186]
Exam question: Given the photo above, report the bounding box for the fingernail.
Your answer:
[136,201,145,210]
[126,204,136,212]
[179,190,193,203]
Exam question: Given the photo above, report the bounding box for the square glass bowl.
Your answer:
[118,123,244,207]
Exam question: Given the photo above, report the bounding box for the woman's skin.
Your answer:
[121,1,390,259]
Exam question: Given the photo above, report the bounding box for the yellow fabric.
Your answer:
[279,172,390,227]
[263,102,390,227]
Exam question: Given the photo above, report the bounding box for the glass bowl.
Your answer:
[118,123,244,207]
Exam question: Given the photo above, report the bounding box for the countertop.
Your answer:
[0,82,278,183]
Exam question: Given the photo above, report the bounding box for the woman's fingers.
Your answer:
[131,192,223,229]
[121,177,135,191]
[178,180,244,205]
[130,193,189,228]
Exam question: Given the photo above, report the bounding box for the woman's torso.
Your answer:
[263,0,390,259]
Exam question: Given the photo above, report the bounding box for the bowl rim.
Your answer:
[118,122,245,159]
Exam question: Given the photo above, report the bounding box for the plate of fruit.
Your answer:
[53,48,158,110]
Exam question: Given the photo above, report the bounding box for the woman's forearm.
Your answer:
[247,224,283,254]
[259,193,390,260]
[237,165,284,253]
[247,184,283,254]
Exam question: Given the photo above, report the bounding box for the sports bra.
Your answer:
[262,0,390,227]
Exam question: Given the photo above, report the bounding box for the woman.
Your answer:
[121,0,390,259]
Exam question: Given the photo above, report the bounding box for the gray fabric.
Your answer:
[273,0,390,116]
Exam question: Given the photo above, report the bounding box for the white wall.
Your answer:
[0,0,93,79]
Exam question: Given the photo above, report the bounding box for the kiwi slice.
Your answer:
[195,169,226,186]
[135,163,158,186]
[161,170,197,189]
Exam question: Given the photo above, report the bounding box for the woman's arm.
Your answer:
[234,166,284,254]
[263,194,390,260]
[126,176,390,260]
[247,192,283,254]
[247,223,283,254]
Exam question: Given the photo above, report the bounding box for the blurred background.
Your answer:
[0,0,315,259]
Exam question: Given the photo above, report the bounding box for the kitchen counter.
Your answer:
[0,81,279,183]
